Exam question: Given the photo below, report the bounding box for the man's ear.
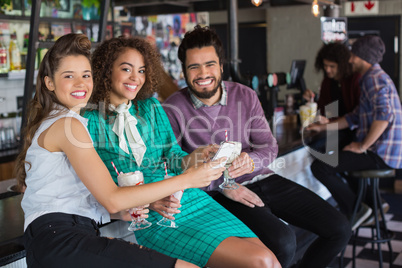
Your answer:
[44,76,55,91]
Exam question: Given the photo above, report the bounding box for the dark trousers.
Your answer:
[311,151,390,217]
[210,174,351,268]
[308,128,355,155]
[24,213,176,268]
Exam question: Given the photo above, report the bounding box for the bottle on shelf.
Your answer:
[9,32,21,71]
[0,32,8,74]
[20,32,29,70]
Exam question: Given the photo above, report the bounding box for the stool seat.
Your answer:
[350,169,395,178]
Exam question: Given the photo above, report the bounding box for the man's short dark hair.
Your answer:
[178,25,225,70]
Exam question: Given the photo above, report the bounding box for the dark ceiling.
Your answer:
[113,0,311,16]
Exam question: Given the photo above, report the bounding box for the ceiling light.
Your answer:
[312,0,320,17]
[251,0,263,7]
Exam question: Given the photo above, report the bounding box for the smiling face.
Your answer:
[323,59,339,80]
[109,48,146,107]
[184,46,223,105]
[45,55,93,113]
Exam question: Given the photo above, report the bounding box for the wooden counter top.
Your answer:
[0,194,25,266]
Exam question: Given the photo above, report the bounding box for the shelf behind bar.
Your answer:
[0,15,102,25]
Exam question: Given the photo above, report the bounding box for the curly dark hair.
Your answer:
[178,24,225,71]
[89,36,163,114]
[315,42,352,79]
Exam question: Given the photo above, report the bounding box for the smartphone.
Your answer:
[211,142,236,168]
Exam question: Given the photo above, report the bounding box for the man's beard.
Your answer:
[186,75,222,99]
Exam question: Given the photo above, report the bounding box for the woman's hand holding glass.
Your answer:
[183,159,227,188]
[112,205,150,222]
[150,196,181,220]
[117,171,152,231]
[157,175,183,228]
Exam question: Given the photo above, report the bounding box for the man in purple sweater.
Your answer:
[163,25,350,268]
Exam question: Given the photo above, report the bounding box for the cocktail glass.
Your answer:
[117,171,152,231]
[219,141,242,190]
[157,175,183,228]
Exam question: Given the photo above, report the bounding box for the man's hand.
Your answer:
[227,152,254,178]
[343,141,366,154]
[222,184,264,208]
[149,196,181,220]
[316,115,330,124]
[306,122,325,132]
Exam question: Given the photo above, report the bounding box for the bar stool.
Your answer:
[348,169,395,268]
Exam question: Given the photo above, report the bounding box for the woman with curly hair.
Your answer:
[305,42,361,119]
[304,42,361,153]
[83,36,280,268]
[16,33,225,268]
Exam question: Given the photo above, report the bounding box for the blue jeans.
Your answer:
[209,174,351,268]
[24,213,176,268]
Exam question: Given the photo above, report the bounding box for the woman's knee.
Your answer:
[248,247,281,268]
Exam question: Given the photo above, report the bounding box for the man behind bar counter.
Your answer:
[163,25,351,268]
[309,35,402,230]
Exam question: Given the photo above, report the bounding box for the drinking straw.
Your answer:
[225,130,228,142]
[164,162,168,176]
[111,161,120,176]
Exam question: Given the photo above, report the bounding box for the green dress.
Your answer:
[84,97,256,267]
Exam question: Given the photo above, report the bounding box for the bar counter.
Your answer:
[0,121,325,266]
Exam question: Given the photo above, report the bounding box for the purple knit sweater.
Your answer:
[163,81,278,191]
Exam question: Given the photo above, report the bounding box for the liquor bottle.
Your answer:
[9,32,21,71]
[0,32,8,74]
[20,32,29,69]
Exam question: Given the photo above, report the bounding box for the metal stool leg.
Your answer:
[371,178,384,268]
[352,228,359,268]
[374,178,394,267]
[352,178,367,268]
[339,247,345,268]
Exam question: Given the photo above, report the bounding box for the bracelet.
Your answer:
[248,159,255,173]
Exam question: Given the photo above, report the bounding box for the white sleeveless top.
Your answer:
[21,108,110,230]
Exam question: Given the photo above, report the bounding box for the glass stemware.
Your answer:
[219,141,242,190]
[117,171,152,231]
[157,175,183,228]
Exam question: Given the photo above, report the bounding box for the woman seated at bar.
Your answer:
[83,35,280,268]
[15,33,227,268]
[303,42,361,153]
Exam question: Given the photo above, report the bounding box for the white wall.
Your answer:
[266,6,323,101]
